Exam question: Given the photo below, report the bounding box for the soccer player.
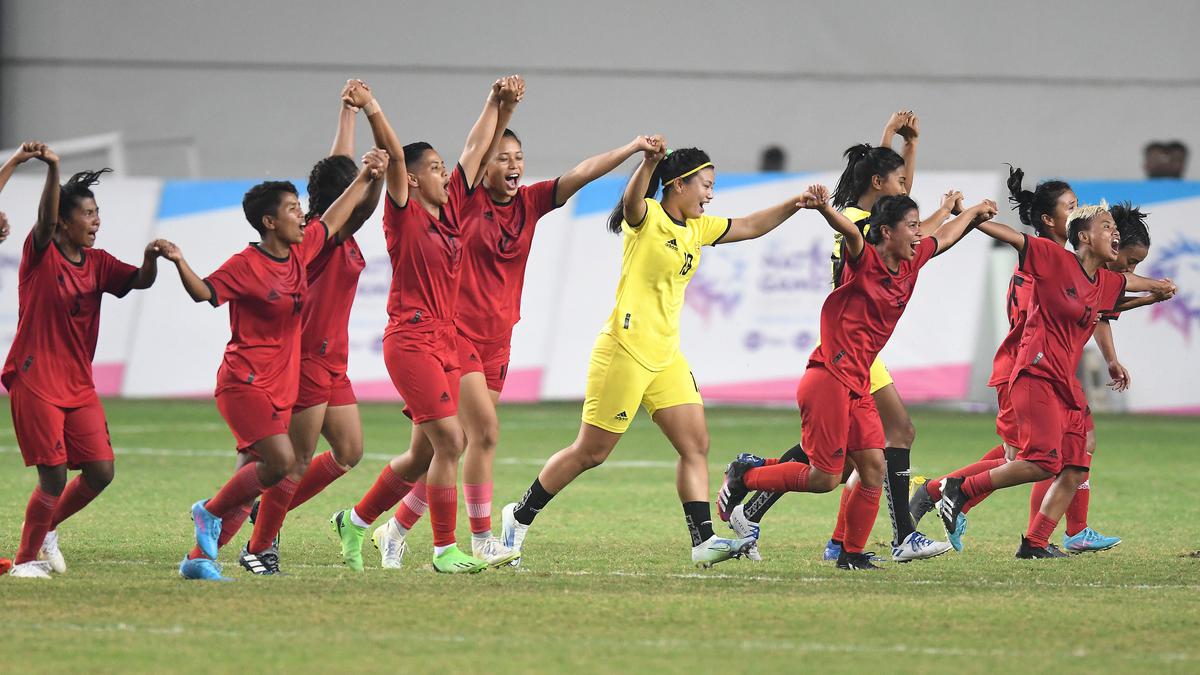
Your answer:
[168,148,388,580]
[377,125,683,569]
[499,140,816,569]
[933,203,1176,558]
[329,76,524,574]
[3,142,170,579]
[730,112,956,563]
[717,187,998,570]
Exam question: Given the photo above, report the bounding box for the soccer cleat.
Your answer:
[238,543,281,575]
[908,477,935,529]
[836,550,883,570]
[733,452,768,469]
[372,519,408,570]
[432,547,488,574]
[728,504,762,561]
[38,529,67,574]
[330,509,366,572]
[8,560,52,579]
[892,530,954,562]
[936,477,969,548]
[191,500,223,561]
[1015,536,1069,559]
[179,556,232,581]
[717,456,756,522]
[500,502,528,568]
[822,539,842,561]
[472,535,521,568]
[692,534,756,569]
[948,513,968,552]
[1062,528,1121,553]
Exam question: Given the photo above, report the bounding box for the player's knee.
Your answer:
[333,441,363,468]
[573,443,612,470]
[473,424,499,455]
[37,465,69,495]
[808,470,840,493]
[887,420,916,448]
[82,463,115,492]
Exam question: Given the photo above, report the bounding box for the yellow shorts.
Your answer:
[869,356,894,394]
[581,333,703,433]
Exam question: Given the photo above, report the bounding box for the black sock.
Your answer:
[513,478,554,526]
[883,446,914,546]
[683,501,715,547]
[743,443,809,522]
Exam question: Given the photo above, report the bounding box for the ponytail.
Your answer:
[1005,163,1072,236]
[606,147,712,234]
[59,168,113,221]
[831,144,904,209]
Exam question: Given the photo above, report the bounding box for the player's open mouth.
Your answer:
[1111,238,1120,253]
[505,173,519,189]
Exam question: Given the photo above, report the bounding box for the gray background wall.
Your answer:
[2,0,1197,180]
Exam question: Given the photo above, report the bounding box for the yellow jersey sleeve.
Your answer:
[699,214,732,246]
[831,206,872,287]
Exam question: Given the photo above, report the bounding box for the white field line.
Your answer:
[89,416,801,433]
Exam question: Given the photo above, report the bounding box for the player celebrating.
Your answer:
[4,143,169,579]
[717,188,997,570]
[169,149,387,580]
[500,140,813,569]
[329,76,523,574]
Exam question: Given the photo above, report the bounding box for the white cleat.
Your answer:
[371,519,408,570]
[9,560,52,579]
[500,503,528,568]
[38,529,67,574]
[692,534,756,569]
[472,535,522,568]
[728,505,763,561]
[891,530,954,562]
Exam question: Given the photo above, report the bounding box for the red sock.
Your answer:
[926,478,943,501]
[288,452,348,512]
[248,478,298,553]
[1026,512,1058,548]
[980,444,1005,462]
[962,470,995,500]
[188,500,253,560]
[763,457,781,467]
[743,462,810,492]
[205,462,265,518]
[831,484,854,543]
[961,490,990,514]
[1028,478,1052,530]
[1065,482,1090,536]
[427,484,458,547]
[16,487,59,564]
[50,476,101,529]
[843,485,882,554]
[395,481,428,529]
[354,465,413,525]
[464,482,492,535]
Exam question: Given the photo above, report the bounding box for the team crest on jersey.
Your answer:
[1148,235,1200,342]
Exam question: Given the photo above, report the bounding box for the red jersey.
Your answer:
[987,266,1035,387]
[205,223,328,409]
[810,237,938,396]
[300,215,366,373]
[383,164,469,338]
[455,178,559,344]
[1010,235,1125,409]
[2,234,138,406]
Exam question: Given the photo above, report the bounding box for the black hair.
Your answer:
[1110,201,1151,250]
[502,128,521,145]
[242,180,298,235]
[305,155,357,221]
[1006,164,1073,237]
[831,144,904,209]
[402,141,435,171]
[58,168,113,221]
[864,195,919,245]
[606,147,712,234]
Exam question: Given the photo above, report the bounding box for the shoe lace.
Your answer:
[910,532,933,549]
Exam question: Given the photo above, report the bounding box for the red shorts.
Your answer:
[384,328,460,424]
[1010,373,1088,474]
[294,357,357,411]
[993,382,1019,447]
[9,381,113,469]
[456,332,511,393]
[1062,406,1093,470]
[216,385,292,452]
[795,364,886,476]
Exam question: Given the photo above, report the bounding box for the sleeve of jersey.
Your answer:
[446,164,473,215]
[530,178,562,216]
[622,198,658,235]
[1100,269,1128,313]
[19,232,48,279]
[1017,234,1057,280]
[100,252,140,298]
[299,220,331,264]
[702,214,733,246]
[203,255,249,307]
[913,237,938,268]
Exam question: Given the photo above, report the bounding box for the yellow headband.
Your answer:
[665,162,713,184]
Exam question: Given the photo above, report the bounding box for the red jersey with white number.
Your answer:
[300,215,366,373]
[810,237,938,396]
[456,178,559,344]
[987,266,1035,387]
[2,234,138,406]
[205,223,327,409]
[1010,235,1125,408]
[383,165,469,338]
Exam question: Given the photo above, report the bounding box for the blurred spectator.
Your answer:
[759,145,786,172]
[1143,140,1188,179]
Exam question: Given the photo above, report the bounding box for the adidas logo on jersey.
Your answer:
[833,448,845,457]
[440,392,451,403]
[614,410,629,421]
[1066,286,1077,298]
[267,289,280,301]
[665,238,678,250]
[1049,449,1058,458]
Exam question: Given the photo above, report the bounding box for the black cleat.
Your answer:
[717,458,755,522]
[238,543,281,575]
[1015,536,1069,559]
[936,477,968,539]
[909,482,935,529]
[836,550,883,570]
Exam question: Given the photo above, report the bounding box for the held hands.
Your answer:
[341,80,362,111]
[343,79,374,110]
[1107,360,1132,392]
[796,184,832,211]
[967,199,999,224]
[152,239,183,264]
[11,141,44,165]
[1151,278,1177,300]
[361,148,389,179]
[884,110,919,142]
[0,211,9,243]
[638,135,667,163]
[496,75,525,107]
[941,189,964,215]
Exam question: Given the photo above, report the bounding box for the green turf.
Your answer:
[1,399,1197,674]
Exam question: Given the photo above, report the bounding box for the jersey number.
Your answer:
[679,253,694,276]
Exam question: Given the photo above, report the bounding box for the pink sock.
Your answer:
[464,482,493,535]
[395,481,428,529]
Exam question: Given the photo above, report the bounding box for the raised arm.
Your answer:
[478,76,523,184]
[129,240,168,290]
[621,136,667,227]
[0,142,42,195]
[558,136,659,207]
[329,80,359,158]
[800,184,864,258]
[459,76,519,188]
[973,218,1026,251]
[920,190,963,235]
[321,148,388,242]
[32,144,60,251]
[1122,273,1176,296]
[720,197,802,244]
[157,240,212,303]
[932,199,998,255]
[346,80,408,207]
[881,110,919,194]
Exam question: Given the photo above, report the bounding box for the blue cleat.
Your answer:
[179,556,232,581]
[191,500,222,560]
[1063,527,1121,553]
[947,512,968,552]
[822,539,842,561]
[733,452,767,469]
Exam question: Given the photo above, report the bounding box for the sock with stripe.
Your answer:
[464,482,493,535]
[394,481,428,532]
[683,501,716,547]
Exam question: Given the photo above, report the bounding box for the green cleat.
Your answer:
[432,546,488,574]
[330,509,366,572]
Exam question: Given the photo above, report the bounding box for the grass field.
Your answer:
[1,399,1197,674]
